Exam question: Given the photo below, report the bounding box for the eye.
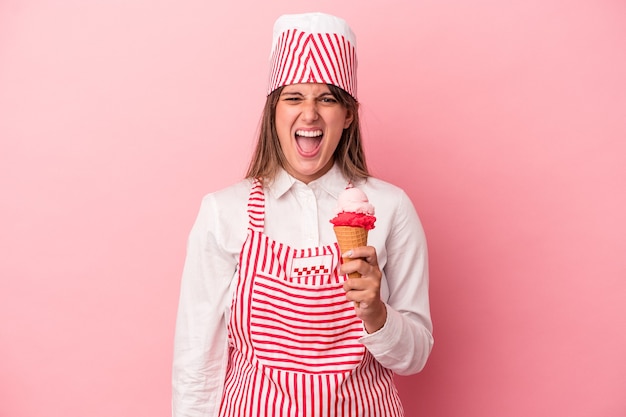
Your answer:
[320,96,338,104]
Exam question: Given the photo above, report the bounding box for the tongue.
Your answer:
[297,136,321,153]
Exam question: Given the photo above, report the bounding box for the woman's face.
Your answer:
[275,83,354,183]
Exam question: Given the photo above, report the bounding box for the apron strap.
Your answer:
[247,178,265,232]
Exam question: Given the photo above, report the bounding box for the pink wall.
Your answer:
[1,1,625,416]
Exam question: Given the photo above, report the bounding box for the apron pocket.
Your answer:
[249,271,365,374]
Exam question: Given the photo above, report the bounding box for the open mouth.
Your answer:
[295,129,323,155]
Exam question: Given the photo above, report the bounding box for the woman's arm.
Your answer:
[358,189,434,375]
[172,195,238,417]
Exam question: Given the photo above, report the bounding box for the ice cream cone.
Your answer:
[333,225,368,278]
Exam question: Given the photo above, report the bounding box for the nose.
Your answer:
[301,99,319,122]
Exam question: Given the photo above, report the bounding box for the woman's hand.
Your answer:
[341,246,387,333]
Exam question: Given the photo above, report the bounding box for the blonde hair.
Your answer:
[246,85,369,182]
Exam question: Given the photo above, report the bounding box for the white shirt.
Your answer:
[172,165,433,417]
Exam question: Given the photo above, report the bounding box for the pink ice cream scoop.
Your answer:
[330,187,376,230]
[330,187,376,280]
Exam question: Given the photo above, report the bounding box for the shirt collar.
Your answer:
[269,168,296,199]
[268,164,351,200]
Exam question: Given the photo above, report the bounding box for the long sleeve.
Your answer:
[359,186,434,375]
[172,192,246,417]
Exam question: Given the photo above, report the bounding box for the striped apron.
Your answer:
[219,180,404,417]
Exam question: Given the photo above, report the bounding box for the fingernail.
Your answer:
[344,250,353,258]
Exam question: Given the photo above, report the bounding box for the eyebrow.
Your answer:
[280,91,335,98]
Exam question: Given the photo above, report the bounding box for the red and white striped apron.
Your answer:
[219,180,404,417]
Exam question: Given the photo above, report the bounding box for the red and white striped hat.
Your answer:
[267,12,358,99]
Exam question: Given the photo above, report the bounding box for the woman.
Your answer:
[172,12,433,417]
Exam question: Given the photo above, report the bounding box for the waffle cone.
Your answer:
[333,225,368,278]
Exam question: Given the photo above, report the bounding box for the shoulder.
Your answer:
[186,179,255,257]
[194,179,254,230]
[358,177,421,225]
[358,177,412,206]
[358,176,404,193]
[201,178,254,208]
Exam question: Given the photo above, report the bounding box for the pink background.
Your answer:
[1,1,625,416]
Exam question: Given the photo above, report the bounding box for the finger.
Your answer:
[343,246,379,267]
[343,278,380,304]
[340,258,365,277]
[341,260,381,283]
[343,276,368,292]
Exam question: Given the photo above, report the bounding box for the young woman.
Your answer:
[172,12,433,417]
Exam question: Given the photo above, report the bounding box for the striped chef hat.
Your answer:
[267,12,358,99]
